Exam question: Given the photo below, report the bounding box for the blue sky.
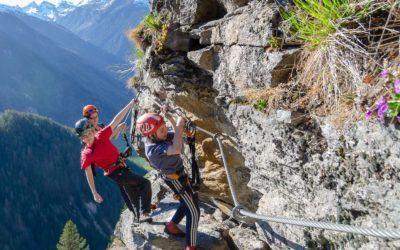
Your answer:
[0,0,82,7]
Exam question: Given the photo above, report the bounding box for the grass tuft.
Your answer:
[281,0,370,47]
[143,12,164,31]
[253,99,268,112]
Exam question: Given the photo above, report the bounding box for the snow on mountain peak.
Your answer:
[20,1,57,21]
[1,0,148,21]
[26,7,38,14]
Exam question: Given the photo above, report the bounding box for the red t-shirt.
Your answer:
[81,126,121,176]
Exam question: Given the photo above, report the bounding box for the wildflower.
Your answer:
[394,79,400,94]
[380,69,389,78]
[378,104,388,119]
[376,96,388,120]
[377,96,388,106]
[365,110,373,120]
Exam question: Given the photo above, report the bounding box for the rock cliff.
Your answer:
[111,1,400,249]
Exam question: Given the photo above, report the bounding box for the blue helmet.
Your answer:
[74,118,93,137]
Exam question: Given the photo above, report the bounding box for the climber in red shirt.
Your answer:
[75,100,152,223]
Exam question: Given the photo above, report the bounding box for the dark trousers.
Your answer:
[165,175,200,247]
[108,168,152,221]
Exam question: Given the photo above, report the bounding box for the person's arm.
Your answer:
[165,113,177,130]
[160,105,176,129]
[108,100,135,131]
[110,122,128,140]
[84,167,103,203]
[166,117,186,155]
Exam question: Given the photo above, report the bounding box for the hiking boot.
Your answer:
[150,204,157,210]
[164,222,185,237]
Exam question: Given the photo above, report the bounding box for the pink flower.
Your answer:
[377,104,388,119]
[380,69,389,78]
[365,111,373,120]
[394,79,400,94]
[377,96,388,106]
[376,96,388,120]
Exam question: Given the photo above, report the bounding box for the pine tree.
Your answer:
[56,220,90,250]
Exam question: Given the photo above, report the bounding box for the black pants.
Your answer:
[108,168,152,221]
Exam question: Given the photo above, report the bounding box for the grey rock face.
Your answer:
[179,0,218,26]
[165,25,192,52]
[188,0,299,96]
[228,104,400,249]
[113,199,230,249]
[194,1,275,47]
[229,226,270,250]
[187,46,218,72]
[213,46,299,96]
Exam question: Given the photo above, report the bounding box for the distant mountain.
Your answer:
[0,110,122,250]
[0,12,131,125]
[0,1,77,21]
[0,3,19,13]
[57,0,149,60]
[15,13,123,74]
[21,1,58,21]
[0,0,148,61]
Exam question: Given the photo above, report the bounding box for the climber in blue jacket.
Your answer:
[136,108,200,250]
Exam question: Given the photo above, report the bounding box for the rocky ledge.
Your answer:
[108,172,269,250]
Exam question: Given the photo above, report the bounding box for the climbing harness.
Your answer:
[130,86,400,239]
[185,132,200,191]
[172,176,197,201]
[120,133,132,158]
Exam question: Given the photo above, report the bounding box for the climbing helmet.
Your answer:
[75,118,94,137]
[136,113,165,137]
[82,104,98,118]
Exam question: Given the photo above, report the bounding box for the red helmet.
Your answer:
[82,104,98,118]
[136,113,164,136]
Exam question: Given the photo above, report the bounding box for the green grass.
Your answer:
[253,99,268,111]
[268,36,283,49]
[143,12,163,31]
[280,0,370,47]
[387,93,400,119]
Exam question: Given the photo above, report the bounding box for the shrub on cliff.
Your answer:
[128,12,170,58]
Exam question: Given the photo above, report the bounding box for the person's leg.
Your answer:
[168,177,200,247]
[119,186,135,212]
[108,168,152,221]
[165,180,186,224]
[121,170,152,221]
[138,178,152,214]
[122,185,141,220]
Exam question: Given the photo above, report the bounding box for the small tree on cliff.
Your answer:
[56,220,90,250]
